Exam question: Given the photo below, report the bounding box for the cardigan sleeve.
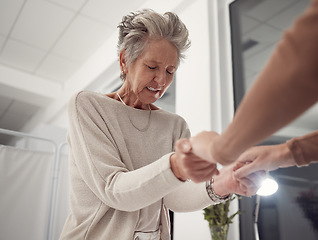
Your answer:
[286,130,318,167]
[164,181,216,212]
[67,92,183,212]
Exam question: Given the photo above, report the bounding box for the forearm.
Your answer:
[164,181,215,212]
[216,2,318,165]
[101,154,183,211]
[164,169,235,211]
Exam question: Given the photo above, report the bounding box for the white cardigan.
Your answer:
[59,91,215,240]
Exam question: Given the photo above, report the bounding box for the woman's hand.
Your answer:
[171,139,219,183]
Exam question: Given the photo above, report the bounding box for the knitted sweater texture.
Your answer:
[60,91,214,240]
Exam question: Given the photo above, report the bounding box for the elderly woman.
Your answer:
[59,9,263,240]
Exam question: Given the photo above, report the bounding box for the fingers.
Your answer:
[174,138,219,183]
[233,161,262,179]
[233,161,252,171]
[228,161,266,196]
[236,177,259,196]
[243,171,265,187]
[181,156,219,183]
[175,138,192,153]
[235,169,267,196]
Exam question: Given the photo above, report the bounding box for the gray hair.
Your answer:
[117,9,191,80]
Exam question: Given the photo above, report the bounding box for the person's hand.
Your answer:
[187,131,220,163]
[171,139,219,183]
[233,143,295,179]
[213,163,266,197]
[188,131,235,165]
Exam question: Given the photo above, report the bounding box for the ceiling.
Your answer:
[0,0,149,83]
[0,0,186,144]
[0,0,317,145]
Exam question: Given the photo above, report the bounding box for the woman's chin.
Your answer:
[148,91,161,101]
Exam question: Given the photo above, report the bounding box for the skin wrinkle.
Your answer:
[117,38,178,110]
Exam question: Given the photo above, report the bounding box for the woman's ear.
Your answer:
[119,50,127,73]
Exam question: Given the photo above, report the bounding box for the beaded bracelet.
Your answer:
[206,177,232,204]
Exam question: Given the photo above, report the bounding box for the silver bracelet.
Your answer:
[206,177,232,204]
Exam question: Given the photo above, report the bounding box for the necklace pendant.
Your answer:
[116,91,152,132]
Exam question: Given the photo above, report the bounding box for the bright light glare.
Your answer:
[257,178,278,196]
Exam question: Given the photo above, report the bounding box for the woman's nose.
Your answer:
[155,71,166,87]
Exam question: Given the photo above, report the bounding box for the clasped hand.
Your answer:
[172,139,265,197]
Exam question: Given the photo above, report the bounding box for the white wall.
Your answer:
[174,1,218,238]
[175,0,237,239]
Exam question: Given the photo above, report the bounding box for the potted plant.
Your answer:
[203,195,241,240]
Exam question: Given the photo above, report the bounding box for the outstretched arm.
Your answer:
[233,144,295,179]
[234,130,318,178]
[188,1,318,166]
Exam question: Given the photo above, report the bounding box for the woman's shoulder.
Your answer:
[67,91,118,114]
[69,91,115,105]
[70,90,105,101]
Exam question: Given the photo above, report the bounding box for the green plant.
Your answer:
[203,195,242,240]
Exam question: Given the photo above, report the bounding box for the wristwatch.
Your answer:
[206,177,232,204]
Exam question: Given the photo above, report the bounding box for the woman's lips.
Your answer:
[147,86,161,92]
[147,87,161,98]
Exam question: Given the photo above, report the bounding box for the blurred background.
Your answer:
[0,0,317,240]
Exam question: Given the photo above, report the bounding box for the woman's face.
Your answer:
[123,39,178,105]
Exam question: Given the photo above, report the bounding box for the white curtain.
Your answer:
[0,143,71,240]
[0,145,54,240]
[51,150,70,240]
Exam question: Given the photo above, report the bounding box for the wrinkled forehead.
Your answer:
[139,39,179,67]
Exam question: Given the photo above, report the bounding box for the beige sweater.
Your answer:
[60,91,215,240]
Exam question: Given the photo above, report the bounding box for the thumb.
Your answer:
[181,139,192,153]
[176,138,192,153]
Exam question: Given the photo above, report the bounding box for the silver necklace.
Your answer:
[116,92,152,132]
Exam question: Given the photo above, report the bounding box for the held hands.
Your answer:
[187,130,234,165]
[171,138,219,183]
[233,143,295,179]
[172,138,265,197]
[178,130,294,184]
[213,163,266,197]
[187,131,220,163]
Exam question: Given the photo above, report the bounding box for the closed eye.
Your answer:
[166,70,173,75]
[148,65,157,70]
